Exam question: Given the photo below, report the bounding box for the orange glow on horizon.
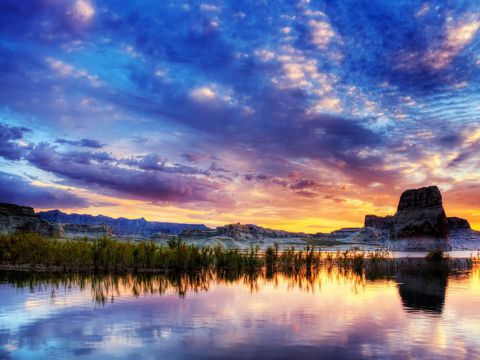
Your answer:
[30,179,480,233]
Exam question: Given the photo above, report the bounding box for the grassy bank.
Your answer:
[0,233,469,274]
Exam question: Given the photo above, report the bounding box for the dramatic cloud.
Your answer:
[121,153,209,175]
[1,1,480,229]
[0,123,31,160]
[25,143,229,205]
[0,171,88,208]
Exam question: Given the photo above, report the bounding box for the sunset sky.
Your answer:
[1,0,480,232]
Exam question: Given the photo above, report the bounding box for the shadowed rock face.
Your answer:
[448,217,471,230]
[0,203,58,236]
[364,215,393,229]
[391,186,449,239]
[396,186,444,211]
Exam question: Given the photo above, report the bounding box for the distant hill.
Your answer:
[39,209,208,237]
[181,222,306,239]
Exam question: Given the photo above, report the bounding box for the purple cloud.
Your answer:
[0,123,31,160]
[290,179,322,191]
[182,152,216,163]
[122,153,210,175]
[0,171,88,208]
[56,138,105,149]
[26,142,230,205]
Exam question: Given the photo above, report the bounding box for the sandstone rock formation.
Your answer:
[363,186,473,241]
[364,215,393,229]
[447,217,471,231]
[0,203,58,236]
[390,186,449,239]
[352,226,385,242]
[181,222,305,240]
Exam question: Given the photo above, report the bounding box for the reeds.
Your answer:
[0,233,465,276]
[0,233,265,273]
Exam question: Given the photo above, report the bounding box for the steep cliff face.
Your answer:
[390,186,449,239]
[364,215,393,229]
[39,209,208,237]
[0,203,58,236]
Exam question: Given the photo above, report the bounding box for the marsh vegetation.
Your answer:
[0,233,472,276]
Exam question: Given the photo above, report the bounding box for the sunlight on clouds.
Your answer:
[46,57,103,87]
[190,87,216,101]
[396,13,480,71]
[283,62,311,83]
[423,17,480,70]
[309,20,335,48]
[464,126,480,143]
[190,85,236,105]
[447,18,480,48]
[425,154,442,175]
[274,46,338,93]
[74,0,95,22]
[312,97,342,113]
[255,49,275,62]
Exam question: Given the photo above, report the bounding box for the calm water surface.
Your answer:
[1,266,480,359]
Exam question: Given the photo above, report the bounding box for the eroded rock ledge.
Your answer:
[0,203,58,237]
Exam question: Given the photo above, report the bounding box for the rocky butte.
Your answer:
[365,185,470,240]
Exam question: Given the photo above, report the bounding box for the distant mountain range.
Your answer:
[39,210,208,237]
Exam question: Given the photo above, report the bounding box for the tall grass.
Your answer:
[0,233,464,276]
[0,233,266,273]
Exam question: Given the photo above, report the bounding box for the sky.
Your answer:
[1,0,480,232]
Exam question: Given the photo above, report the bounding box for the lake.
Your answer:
[1,265,480,359]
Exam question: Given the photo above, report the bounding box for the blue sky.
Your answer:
[1,0,480,231]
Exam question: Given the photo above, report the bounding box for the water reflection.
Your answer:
[0,264,467,308]
[1,268,373,305]
[396,271,448,314]
[0,264,479,359]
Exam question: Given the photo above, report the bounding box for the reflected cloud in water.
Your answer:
[0,265,479,359]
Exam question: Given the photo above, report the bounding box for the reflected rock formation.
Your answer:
[396,271,448,314]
